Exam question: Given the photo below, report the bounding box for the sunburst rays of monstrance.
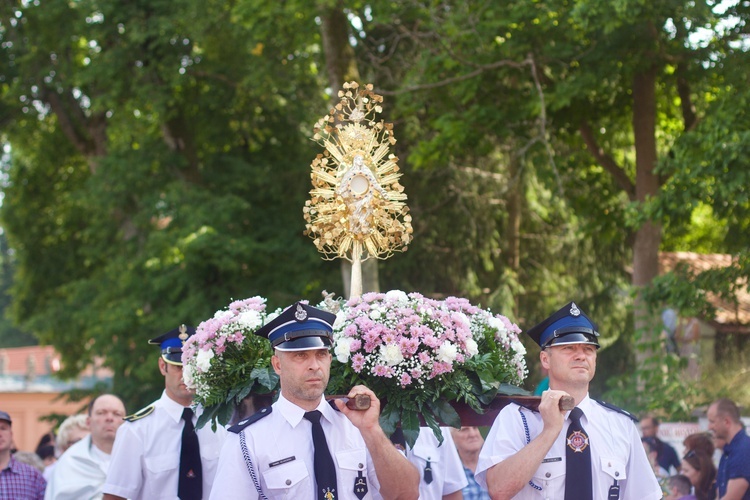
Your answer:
[303,82,413,298]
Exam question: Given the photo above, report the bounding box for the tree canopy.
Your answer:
[1,0,748,414]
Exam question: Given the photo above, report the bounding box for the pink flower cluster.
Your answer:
[332,291,484,388]
[182,296,267,361]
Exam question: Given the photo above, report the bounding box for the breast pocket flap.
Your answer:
[263,459,309,489]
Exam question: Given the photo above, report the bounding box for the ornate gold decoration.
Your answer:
[304,82,413,278]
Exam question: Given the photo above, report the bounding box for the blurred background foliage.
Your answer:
[0,0,748,418]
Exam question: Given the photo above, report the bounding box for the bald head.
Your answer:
[87,394,126,454]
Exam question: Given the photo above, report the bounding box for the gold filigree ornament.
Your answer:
[304,82,413,296]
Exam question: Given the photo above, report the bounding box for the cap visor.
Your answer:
[274,336,331,352]
[162,352,184,365]
[546,333,600,348]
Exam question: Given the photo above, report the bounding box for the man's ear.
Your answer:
[271,353,281,375]
[158,356,167,376]
[540,349,550,371]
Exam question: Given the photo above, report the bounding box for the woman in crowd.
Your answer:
[681,450,716,500]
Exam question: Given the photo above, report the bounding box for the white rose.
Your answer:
[385,290,408,303]
[464,338,479,357]
[195,348,215,373]
[237,310,262,330]
[379,343,404,366]
[335,337,354,363]
[437,341,458,363]
[511,339,526,356]
[369,309,382,320]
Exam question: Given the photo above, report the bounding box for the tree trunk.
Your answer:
[632,64,662,365]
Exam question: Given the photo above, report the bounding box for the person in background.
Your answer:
[0,410,46,499]
[44,413,90,481]
[450,426,490,500]
[683,433,715,459]
[641,415,682,475]
[681,449,717,500]
[103,325,226,500]
[405,426,467,499]
[708,398,750,500]
[665,474,697,500]
[11,451,45,474]
[35,445,56,469]
[45,394,127,500]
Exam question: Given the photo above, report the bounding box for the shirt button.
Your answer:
[286,479,291,486]
[358,463,364,469]
[545,472,551,478]
[615,472,620,477]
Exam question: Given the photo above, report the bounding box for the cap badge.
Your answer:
[178,324,188,344]
[295,304,308,321]
[570,303,581,317]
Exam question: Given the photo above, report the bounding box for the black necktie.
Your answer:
[179,407,202,500]
[304,410,338,500]
[565,407,592,500]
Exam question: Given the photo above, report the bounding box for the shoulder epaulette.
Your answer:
[594,399,639,422]
[124,404,155,422]
[229,406,272,433]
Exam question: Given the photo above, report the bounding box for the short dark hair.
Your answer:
[668,475,692,495]
[713,398,741,424]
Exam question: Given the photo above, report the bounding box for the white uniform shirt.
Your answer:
[44,434,108,500]
[475,395,662,500]
[102,391,227,500]
[209,394,384,500]
[407,427,468,499]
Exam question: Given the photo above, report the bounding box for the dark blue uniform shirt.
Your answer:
[717,429,750,500]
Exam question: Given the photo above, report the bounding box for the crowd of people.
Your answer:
[1,300,748,499]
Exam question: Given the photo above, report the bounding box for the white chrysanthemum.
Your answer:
[182,363,196,389]
[379,343,404,366]
[335,337,354,363]
[213,309,233,321]
[333,310,347,330]
[437,341,458,363]
[264,310,281,325]
[369,309,382,320]
[195,348,215,373]
[454,312,470,329]
[464,338,479,357]
[237,310,263,330]
[385,290,409,303]
[511,339,526,356]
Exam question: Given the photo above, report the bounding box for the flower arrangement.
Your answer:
[182,296,279,429]
[324,290,528,447]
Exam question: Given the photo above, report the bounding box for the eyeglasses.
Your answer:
[683,450,696,459]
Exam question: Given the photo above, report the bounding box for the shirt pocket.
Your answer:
[144,452,179,474]
[600,456,627,482]
[263,459,311,499]
[336,448,371,498]
[532,459,565,496]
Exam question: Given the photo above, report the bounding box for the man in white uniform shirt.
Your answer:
[475,301,662,500]
[102,325,226,500]
[209,301,420,500]
[45,394,126,500]
[405,426,467,499]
